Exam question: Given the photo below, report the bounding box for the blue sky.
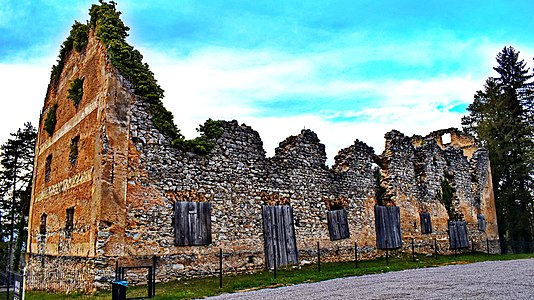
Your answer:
[1,0,533,163]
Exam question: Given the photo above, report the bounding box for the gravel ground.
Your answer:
[207,259,534,300]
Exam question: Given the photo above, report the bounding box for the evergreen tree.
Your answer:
[462,46,534,253]
[0,122,36,272]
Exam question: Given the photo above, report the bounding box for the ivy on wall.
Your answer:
[437,178,464,221]
[43,104,58,136]
[51,22,89,84]
[49,1,223,154]
[67,78,84,107]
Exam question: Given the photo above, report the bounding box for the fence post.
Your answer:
[6,271,10,300]
[385,239,389,266]
[152,255,157,297]
[354,241,358,268]
[219,248,223,289]
[434,238,438,260]
[411,238,415,262]
[472,240,475,256]
[317,241,321,273]
[115,260,119,280]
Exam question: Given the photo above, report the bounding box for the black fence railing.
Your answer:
[10,237,534,299]
[0,271,24,300]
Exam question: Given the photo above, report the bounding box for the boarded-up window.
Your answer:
[477,214,486,231]
[65,208,74,237]
[174,201,212,246]
[40,213,47,235]
[327,209,350,240]
[375,206,402,249]
[420,212,432,234]
[262,205,298,268]
[449,220,469,249]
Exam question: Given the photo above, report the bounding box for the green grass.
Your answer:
[22,252,534,299]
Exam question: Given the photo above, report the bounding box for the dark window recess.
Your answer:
[40,213,47,235]
[477,214,486,231]
[69,136,80,165]
[65,208,74,237]
[262,205,298,268]
[375,206,402,249]
[449,220,469,249]
[327,209,350,241]
[174,201,212,246]
[45,154,52,182]
[420,212,432,234]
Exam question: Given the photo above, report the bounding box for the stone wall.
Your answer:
[26,28,500,292]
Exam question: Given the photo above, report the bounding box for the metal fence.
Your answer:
[5,237,534,299]
[0,271,24,300]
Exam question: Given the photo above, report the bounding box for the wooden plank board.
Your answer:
[458,221,469,248]
[262,205,298,268]
[327,209,350,241]
[389,206,402,248]
[420,212,432,234]
[375,206,402,249]
[283,206,298,265]
[175,201,212,246]
[262,205,274,269]
[478,214,486,231]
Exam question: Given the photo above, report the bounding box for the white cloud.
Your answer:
[0,63,49,144]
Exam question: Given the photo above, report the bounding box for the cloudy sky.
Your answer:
[1,1,533,164]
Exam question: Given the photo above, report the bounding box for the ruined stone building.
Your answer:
[25,3,499,292]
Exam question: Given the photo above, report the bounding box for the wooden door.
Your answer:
[262,205,298,268]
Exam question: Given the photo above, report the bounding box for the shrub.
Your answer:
[67,78,84,107]
[172,119,224,155]
[51,22,89,84]
[44,103,58,136]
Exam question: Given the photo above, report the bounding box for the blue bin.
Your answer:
[112,280,128,300]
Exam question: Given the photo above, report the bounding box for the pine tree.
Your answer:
[462,46,534,253]
[0,122,36,272]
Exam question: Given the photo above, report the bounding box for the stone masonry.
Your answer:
[25,26,499,292]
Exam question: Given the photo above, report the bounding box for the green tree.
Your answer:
[462,46,534,253]
[0,122,36,272]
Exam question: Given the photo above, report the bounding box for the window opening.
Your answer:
[69,136,80,165]
[45,154,52,182]
[40,213,47,235]
[65,208,74,237]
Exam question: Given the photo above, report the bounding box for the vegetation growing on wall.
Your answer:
[88,1,181,141]
[50,22,89,84]
[43,104,58,136]
[172,119,224,155]
[69,136,80,165]
[374,169,388,206]
[437,178,463,221]
[67,78,84,107]
[49,1,222,154]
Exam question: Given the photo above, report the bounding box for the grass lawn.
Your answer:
[19,251,534,299]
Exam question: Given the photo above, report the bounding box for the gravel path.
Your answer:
[207,259,534,300]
